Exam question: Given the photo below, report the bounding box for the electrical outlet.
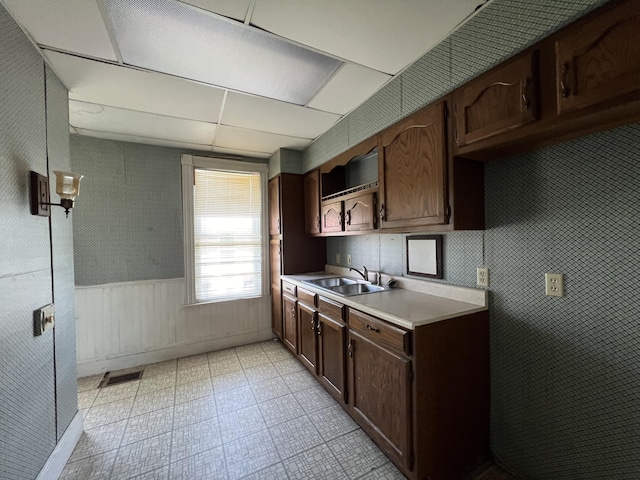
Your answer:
[347,254,352,266]
[335,253,340,264]
[545,273,564,296]
[477,267,489,287]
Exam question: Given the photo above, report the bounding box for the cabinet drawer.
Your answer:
[349,309,411,356]
[318,296,345,321]
[282,281,297,296]
[297,287,317,307]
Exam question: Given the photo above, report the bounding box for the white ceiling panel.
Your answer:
[44,50,225,122]
[251,0,480,74]
[72,128,213,151]
[216,126,311,155]
[222,92,340,139]
[308,63,391,115]
[2,0,117,61]
[100,0,342,105]
[178,0,251,22]
[213,146,271,160]
[69,100,217,145]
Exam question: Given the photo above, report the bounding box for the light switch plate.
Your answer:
[34,304,55,336]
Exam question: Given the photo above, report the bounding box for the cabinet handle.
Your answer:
[345,210,351,226]
[560,62,571,98]
[338,212,343,227]
[365,324,380,333]
[347,340,353,358]
[379,204,385,222]
[291,308,296,319]
[522,77,531,110]
[276,218,281,232]
[316,322,322,335]
[310,318,315,331]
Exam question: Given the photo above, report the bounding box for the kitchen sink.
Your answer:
[304,277,357,288]
[330,283,387,295]
[302,277,388,296]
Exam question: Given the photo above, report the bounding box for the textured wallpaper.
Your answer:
[70,136,184,285]
[0,5,71,478]
[317,0,640,478]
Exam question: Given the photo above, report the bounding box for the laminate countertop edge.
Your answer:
[281,272,488,330]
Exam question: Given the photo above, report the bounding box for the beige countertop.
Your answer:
[281,268,488,330]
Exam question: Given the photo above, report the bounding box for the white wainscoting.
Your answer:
[75,278,273,377]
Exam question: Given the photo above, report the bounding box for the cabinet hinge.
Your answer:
[445,205,451,219]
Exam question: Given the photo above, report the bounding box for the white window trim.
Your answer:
[181,154,269,306]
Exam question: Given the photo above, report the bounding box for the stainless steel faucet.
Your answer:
[349,266,368,281]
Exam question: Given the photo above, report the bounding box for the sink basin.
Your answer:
[330,283,387,295]
[304,277,357,288]
[302,277,388,296]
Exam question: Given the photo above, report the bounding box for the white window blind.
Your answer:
[193,168,262,302]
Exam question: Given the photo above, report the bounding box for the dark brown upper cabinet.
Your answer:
[378,102,448,231]
[452,0,640,161]
[555,0,640,116]
[454,52,538,147]
[311,136,379,236]
[268,176,281,236]
[303,169,321,235]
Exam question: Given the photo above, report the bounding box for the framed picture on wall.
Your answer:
[406,235,443,279]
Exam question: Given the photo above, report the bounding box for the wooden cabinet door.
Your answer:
[454,52,538,147]
[348,330,413,470]
[297,303,318,374]
[304,170,321,235]
[268,176,281,235]
[271,287,282,340]
[269,240,281,288]
[344,192,377,232]
[318,313,346,403]
[378,102,448,230]
[555,1,640,115]
[321,201,344,233]
[282,293,298,354]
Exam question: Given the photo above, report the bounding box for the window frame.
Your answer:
[181,154,269,305]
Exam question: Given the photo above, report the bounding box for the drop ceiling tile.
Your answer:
[72,129,213,151]
[44,50,224,122]
[213,146,271,160]
[100,0,342,105]
[216,125,311,154]
[308,63,391,115]
[69,100,217,145]
[2,0,117,61]
[222,93,340,139]
[251,0,479,74]
[178,0,251,22]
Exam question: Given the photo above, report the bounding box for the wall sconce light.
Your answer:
[30,170,84,218]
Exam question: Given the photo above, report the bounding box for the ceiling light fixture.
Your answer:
[30,171,84,218]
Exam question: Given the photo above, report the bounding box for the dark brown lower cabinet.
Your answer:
[318,313,347,403]
[297,302,318,374]
[348,329,413,471]
[280,284,489,480]
[282,293,298,355]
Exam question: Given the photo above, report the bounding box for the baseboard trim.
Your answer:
[77,330,274,377]
[37,411,84,480]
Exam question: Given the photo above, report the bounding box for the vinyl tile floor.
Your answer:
[66,340,516,480]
